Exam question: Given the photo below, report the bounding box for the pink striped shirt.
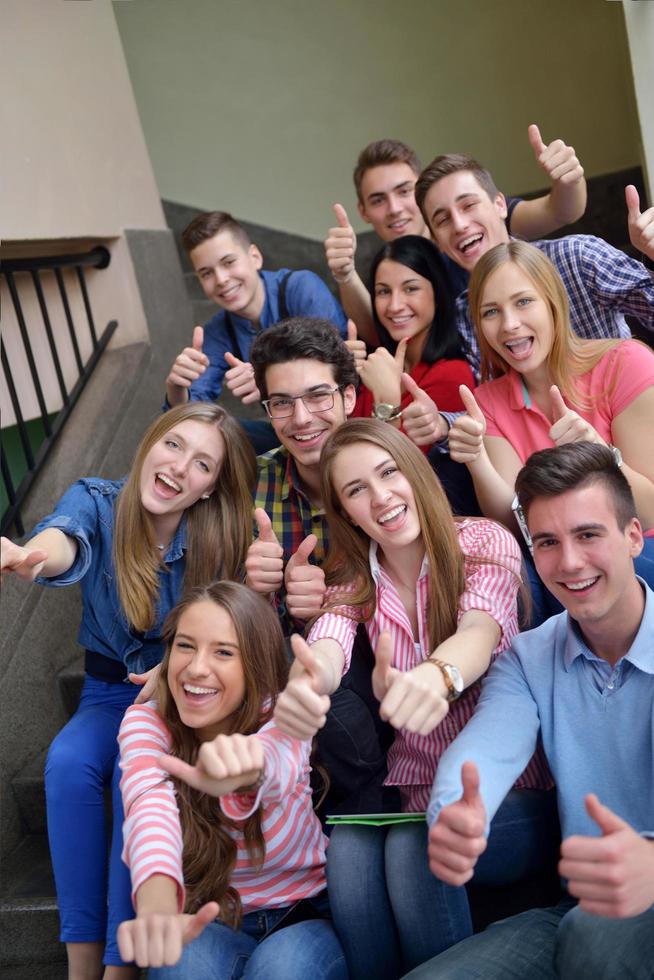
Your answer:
[119,705,327,914]
[309,518,551,810]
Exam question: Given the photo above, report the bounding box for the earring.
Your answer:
[201,493,211,500]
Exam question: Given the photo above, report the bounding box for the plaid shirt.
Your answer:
[254,446,328,633]
[455,234,654,382]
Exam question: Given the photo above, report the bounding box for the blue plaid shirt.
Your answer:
[456,234,654,382]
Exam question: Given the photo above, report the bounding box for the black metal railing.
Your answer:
[1,246,118,535]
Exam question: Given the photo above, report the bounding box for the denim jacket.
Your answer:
[33,478,187,676]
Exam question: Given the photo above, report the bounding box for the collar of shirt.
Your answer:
[563,578,654,675]
[163,515,187,562]
[368,539,429,586]
[279,449,323,517]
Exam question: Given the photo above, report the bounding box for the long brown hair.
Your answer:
[157,582,289,925]
[319,419,466,650]
[113,403,256,632]
[468,241,624,406]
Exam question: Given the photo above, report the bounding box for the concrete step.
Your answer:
[0,836,63,973]
[57,655,85,719]
[11,751,47,836]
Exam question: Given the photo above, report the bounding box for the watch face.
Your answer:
[373,404,394,421]
[447,664,464,694]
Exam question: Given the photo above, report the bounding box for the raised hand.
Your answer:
[166,326,209,406]
[549,385,604,447]
[160,732,265,797]
[345,319,367,374]
[273,635,331,740]
[284,534,326,622]
[528,124,584,188]
[448,385,486,464]
[324,204,357,283]
[428,761,488,885]
[224,352,260,404]
[117,903,219,968]
[373,633,449,736]
[245,509,284,596]
[0,537,48,582]
[358,339,408,404]
[625,184,654,262]
[559,794,654,918]
[401,373,448,446]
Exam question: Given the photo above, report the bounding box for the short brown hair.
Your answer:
[181,211,251,254]
[353,140,422,203]
[515,443,637,531]
[415,154,500,224]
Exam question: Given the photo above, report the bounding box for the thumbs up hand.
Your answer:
[284,534,326,622]
[401,373,449,446]
[548,385,605,447]
[528,124,584,188]
[345,320,367,374]
[324,204,357,283]
[273,635,333,740]
[374,636,449,736]
[559,794,654,918]
[358,341,407,407]
[625,184,654,262]
[448,386,487,464]
[428,762,488,885]
[245,508,284,595]
[166,326,209,406]
[224,352,260,404]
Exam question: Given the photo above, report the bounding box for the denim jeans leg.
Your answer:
[103,753,138,965]
[244,920,347,980]
[148,920,257,980]
[385,821,473,969]
[326,824,402,980]
[401,903,568,980]
[555,903,654,980]
[474,788,560,885]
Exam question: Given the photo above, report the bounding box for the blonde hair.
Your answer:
[468,241,623,407]
[113,404,256,631]
[319,419,465,650]
[157,582,288,925]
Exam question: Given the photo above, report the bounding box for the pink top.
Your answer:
[119,707,327,913]
[476,340,654,460]
[308,519,552,810]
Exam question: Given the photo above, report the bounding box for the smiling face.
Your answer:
[423,171,508,271]
[264,359,356,476]
[528,483,644,632]
[139,419,224,537]
[167,600,246,741]
[331,441,421,557]
[358,162,428,241]
[374,258,435,353]
[190,230,265,321]
[478,261,554,381]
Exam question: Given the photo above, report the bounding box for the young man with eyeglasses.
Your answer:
[248,316,394,816]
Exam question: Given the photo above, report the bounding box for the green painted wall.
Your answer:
[113,0,640,240]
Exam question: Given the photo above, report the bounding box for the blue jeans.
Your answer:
[326,788,559,980]
[149,896,347,980]
[45,675,137,966]
[402,899,654,979]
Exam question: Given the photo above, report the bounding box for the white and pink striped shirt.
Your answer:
[119,706,327,914]
[309,518,551,810]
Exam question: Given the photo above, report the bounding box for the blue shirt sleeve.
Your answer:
[426,646,541,832]
[31,480,107,587]
[285,270,348,337]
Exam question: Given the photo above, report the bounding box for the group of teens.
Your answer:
[2,124,654,980]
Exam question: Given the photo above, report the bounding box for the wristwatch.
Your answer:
[427,659,464,702]
[372,402,402,422]
[608,444,623,468]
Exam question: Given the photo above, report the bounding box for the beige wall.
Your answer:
[1,0,168,425]
[622,0,654,201]
[114,0,641,241]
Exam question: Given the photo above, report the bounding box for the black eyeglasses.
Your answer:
[262,385,343,419]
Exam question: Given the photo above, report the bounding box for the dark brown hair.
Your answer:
[415,154,500,224]
[181,211,251,254]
